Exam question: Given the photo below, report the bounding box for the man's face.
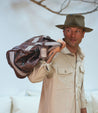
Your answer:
[63,27,85,48]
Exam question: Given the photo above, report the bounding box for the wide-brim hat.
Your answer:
[56,14,93,32]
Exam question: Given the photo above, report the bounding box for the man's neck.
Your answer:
[66,44,78,54]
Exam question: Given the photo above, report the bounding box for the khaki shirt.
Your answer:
[28,47,87,113]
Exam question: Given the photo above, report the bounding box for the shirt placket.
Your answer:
[75,54,82,113]
[70,54,77,113]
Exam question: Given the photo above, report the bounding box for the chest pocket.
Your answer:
[56,66,74,88]
[77,65,85,90]
[57,67,73,76]
[79,64,85,84]
[79,65,85,74]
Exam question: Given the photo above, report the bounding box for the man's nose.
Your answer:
[71,31,76,38]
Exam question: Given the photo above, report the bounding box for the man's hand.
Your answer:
[57,39,66,50]
[81,108,87,113]
[47,39,66,63]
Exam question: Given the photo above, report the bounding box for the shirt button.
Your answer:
[64,70,66,73]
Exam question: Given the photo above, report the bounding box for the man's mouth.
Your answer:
[70,39,77,42]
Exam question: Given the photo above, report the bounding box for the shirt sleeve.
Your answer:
[81,77,88,109]
[28,61,54,83]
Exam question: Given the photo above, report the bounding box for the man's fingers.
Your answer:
[57,39,62,43]
[48,47,60,56]
[48,50,54,57]
[61,41,66,49]
[57,39,66,49]
[47,40,66,63]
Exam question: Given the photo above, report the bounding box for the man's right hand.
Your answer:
[47,40,66,63]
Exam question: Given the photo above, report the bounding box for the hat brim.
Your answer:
[56,25,93,32]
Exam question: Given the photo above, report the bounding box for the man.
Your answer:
[28,14,93,113]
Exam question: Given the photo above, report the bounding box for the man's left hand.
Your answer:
[47,40,66,63]
[81,108,87,113]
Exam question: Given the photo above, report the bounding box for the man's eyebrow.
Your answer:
[65,27,70,29]
[65,27,70,30]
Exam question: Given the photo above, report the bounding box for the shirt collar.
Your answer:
[61,47,73,55]
[77,47,85,60]
[61,46,85,60]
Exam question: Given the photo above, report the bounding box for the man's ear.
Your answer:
[63,30,65,36]
[82,31,85,38]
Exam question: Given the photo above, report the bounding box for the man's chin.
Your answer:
[69,43,78,48]
[65,41,78,48]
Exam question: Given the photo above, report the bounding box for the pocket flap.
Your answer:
[57,67,73,75]
[79,65,85,73]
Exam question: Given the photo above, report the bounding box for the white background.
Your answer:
[0,0,98,96]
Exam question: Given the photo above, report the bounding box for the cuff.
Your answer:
[81,98,88,109]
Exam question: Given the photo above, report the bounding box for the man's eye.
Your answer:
[76,30,80,33]
[67,29,71,32]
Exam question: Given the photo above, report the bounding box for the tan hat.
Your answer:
[56,14,93,32]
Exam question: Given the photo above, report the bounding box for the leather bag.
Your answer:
[6,35,61,79]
